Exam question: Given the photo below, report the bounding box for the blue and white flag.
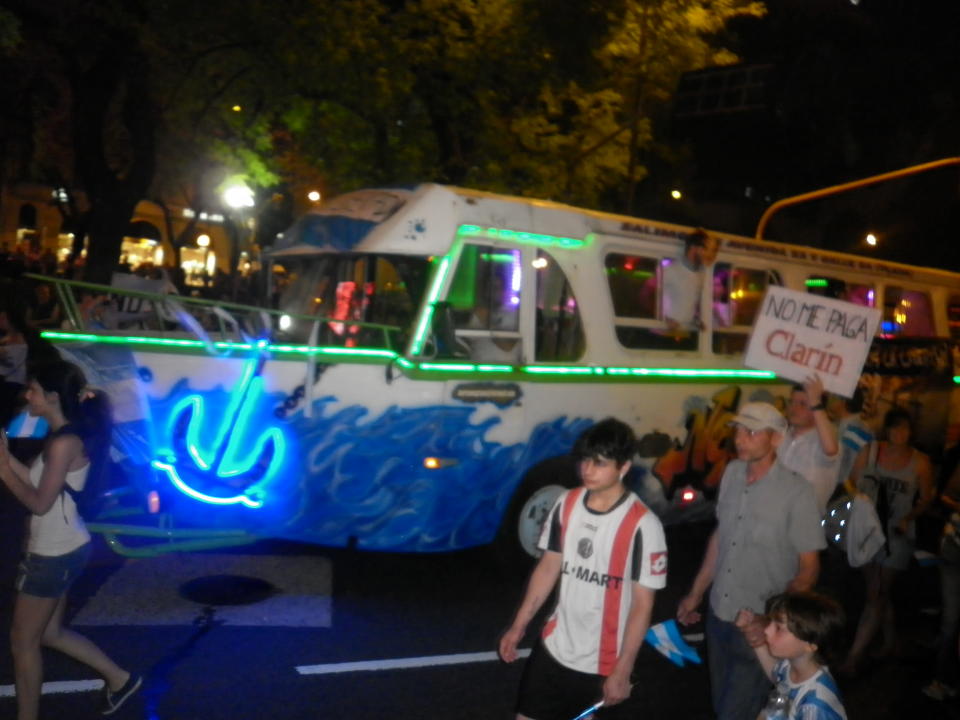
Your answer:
[645,619,702,667]
[6,411,48,438]
[841,423,872,454]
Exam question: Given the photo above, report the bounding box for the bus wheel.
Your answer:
[494,456,577,570]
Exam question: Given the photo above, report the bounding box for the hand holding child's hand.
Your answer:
[735,608,767,648]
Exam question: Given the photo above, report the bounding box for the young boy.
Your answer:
[736,592,847,720]
[498,418,667,720]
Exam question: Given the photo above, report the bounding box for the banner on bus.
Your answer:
[744,286,881,398]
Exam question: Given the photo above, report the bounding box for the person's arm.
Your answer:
[786,550,819,592]
[0,435,77,515]
[898,453,935,534]
[844,443,869,496]
[603,583,655,706]
[677,529,718,625]
[0,430,31,481]
[735,609,776,680]
[804,375,838,458]
[498,550,563,662]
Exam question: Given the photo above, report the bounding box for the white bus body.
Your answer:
[35,184,960,558]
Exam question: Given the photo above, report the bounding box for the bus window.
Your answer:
[535,250,584,362]
[712,264,778,354]
[605,253,658,319]
[448,244,523,363]
[275,254,429,348]
[605,253,697,350]
[882,286,935,337]
[949,294,960,340]
[805,276,875,307]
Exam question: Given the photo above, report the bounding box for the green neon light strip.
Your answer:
[418,362,514,372]
[606,367,775,378]
[44,331,779,380]
[410,255,453,356]
[805,278,829,287]
[42,331,395,359]
[457,225,591,249]
[955,376,960,384]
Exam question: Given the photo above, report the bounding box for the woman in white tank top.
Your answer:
[0,360,140,719]
[839,408,935,677]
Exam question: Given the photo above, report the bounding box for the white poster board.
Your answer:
[744,286,881,398]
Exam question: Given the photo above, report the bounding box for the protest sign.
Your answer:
[744,286,881,397]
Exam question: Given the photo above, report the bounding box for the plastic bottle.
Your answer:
[762,687,790,719]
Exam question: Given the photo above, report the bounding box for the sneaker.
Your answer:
[100,673,142,715]
[922,680,958,702]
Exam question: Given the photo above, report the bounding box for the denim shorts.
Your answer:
[15,543,92,598]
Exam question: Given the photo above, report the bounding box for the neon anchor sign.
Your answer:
[151,343,286,508]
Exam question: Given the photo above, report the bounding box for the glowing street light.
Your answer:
[670,189,683,200]
[307,190,322,203]
[865,233,878,247]
[223,182,255,209]
[196,234,210,248]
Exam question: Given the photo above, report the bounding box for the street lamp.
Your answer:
[223,183,255,210]
[865,233,878,247]
[221,181,257,300]
[307,190,322,203]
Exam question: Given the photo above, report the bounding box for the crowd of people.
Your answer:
[2,242,959,718]
[498,385,960,720]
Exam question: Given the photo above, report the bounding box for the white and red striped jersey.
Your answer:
[538,487,667,676]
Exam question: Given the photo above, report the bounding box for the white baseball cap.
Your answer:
[730,402,787,434]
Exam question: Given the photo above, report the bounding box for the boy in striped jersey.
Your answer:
[499,418,667,720]
[736,592,847,720]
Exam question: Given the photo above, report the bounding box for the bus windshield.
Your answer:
[272,253,431,349]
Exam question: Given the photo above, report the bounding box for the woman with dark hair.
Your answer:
[839,408,935,676]
[0,302,61,428]
[0,361,140,719]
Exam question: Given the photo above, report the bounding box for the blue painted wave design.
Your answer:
[147,379,591,551]
[281,399,591,551]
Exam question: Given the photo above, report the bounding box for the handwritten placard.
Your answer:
[745,286,881,397]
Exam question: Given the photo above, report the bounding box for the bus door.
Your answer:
[438,243,531,441]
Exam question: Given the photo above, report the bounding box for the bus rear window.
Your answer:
[882,286,935,337]
[949,294,960,340]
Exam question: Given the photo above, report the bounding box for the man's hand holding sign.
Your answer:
[744,286,882,397]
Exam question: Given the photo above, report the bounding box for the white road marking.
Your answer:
[0,679,103,698]
[1,634,705,698]
[296,648,533,675]
[296,633,702,676]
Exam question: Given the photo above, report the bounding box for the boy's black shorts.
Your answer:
[515,641,633,720]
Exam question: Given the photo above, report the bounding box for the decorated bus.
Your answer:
[11,183,960,560]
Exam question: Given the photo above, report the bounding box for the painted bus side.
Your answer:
[17,183,960,558]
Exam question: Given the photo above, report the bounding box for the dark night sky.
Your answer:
[669,0,960,270]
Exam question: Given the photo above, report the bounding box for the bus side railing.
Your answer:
[23,272,404,353]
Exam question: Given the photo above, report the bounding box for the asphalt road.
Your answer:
[0,493,957,720]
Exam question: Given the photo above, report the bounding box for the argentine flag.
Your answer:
[6,411,49,439]
[645,619,702,667]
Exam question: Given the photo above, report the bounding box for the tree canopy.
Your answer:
[1,0,764,280]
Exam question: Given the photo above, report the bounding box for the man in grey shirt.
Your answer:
[676,401,826,720]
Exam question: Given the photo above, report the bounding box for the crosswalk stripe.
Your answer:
[296,648,533,675]
[1,635,705,696]
[0,679,104,698]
